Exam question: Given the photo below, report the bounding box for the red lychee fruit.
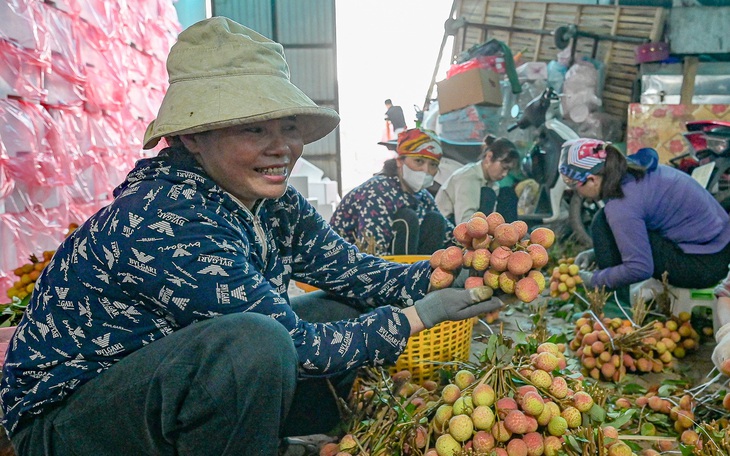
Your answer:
[491,420,512,443]
[483,268,500,289]
[489,246,512,272]
[548,376,568,399]
[507,250,534,275]
[472,248,491,271]
[319,442,339,456]
[454,369,476,390]
[429,249,444,269]
[448,414,474,442]
[462,249,475,268]
[471,405,495,430]
[526,243,549,269]
[515,277,540,303]
[523,432,545,456]
[530,369,552,390]
[339,434,358,452]
[527,270,546,292]
[494,223,520,247]
[486,212,506,235]
[607,442,633,456]
[572,391,594,413]
[543,436,563,456]
[547,415,568,436]
[472,430,495,453]
[724,392,730,411]
[529,227,555,249]
[472,383,496,407]
[440,245,464,271]
[504,410,530,434]
[435,434,462,456]
[499,271,519,294]
[561,406,582,428]
[533,352,559,372]
[467,216,490,239]
[496,397,519,419]
[681,429,700,446]
[520,390,545,417]
[429,267,455,290]
[441,384,461,404]
[472,235,491,250]
[452,222,471,246]
[464,276,485,289]
[434,404,453,428]
[602,425,619,439]
[511,220,529,239]
[506,438,528,456]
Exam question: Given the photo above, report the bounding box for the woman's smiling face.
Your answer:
[181,117,304,209]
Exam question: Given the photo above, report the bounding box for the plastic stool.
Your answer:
[667,285,720,333]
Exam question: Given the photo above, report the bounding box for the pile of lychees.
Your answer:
[569,312,700,382]
[428,212,555,303]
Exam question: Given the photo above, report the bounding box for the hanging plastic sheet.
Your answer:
[0,39,48,101]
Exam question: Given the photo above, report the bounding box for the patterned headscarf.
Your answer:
[558,138,609,183]
[396,128,442,162]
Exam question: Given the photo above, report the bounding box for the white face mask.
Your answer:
[401,164,434,192]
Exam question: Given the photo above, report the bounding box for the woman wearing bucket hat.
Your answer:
[558,138,730,297]
[435,134,522,225]
[0,18,502,456]
[330,127,456,255]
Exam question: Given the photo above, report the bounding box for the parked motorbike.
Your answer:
[670,120,730,211]
[508,87,594,246]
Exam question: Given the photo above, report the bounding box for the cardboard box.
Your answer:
[437,68,502,114]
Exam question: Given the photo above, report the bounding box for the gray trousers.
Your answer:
[11,292,364,456]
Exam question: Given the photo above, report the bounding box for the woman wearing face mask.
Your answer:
[435,134,521,224]
[330,128,455,255]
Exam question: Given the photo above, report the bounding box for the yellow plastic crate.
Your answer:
[388,318,475,385]
[382,254,475,384]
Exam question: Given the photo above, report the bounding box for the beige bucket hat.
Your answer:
[143,17,340,149]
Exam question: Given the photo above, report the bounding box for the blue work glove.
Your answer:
[574,249,596,270]
[579,270,594,289]
[415,287,502,329]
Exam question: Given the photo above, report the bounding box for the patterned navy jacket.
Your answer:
[330,174,455,255]
[0,148,432,434]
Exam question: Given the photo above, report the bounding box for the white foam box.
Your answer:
[308,180,339,205]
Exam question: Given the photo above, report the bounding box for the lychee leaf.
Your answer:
[587,403,606,423]
[605,408,635,429]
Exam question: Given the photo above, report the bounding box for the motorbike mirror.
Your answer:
[510,104,521,119]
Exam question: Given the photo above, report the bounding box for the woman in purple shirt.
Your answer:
[559,138,730,292]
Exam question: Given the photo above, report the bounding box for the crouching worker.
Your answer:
[330,128,455,255]
[562,139,730,299]
[435,134,521,224]
[0,18,502,456]
[713,270,730,373]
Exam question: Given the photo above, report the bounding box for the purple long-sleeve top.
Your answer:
[593,165,730,289]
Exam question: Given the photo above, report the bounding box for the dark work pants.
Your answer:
[391,207,447,255]
[11,293,365,456]
[591,208,730,289]
[479,186,518,223]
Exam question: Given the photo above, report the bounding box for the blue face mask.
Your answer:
[401,165,434,192]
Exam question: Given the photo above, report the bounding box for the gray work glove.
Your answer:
[452,267,469,288]
[579,270,594,289]
[415,287,502,329]
[712,323,730,373]
[574,249,596,270]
